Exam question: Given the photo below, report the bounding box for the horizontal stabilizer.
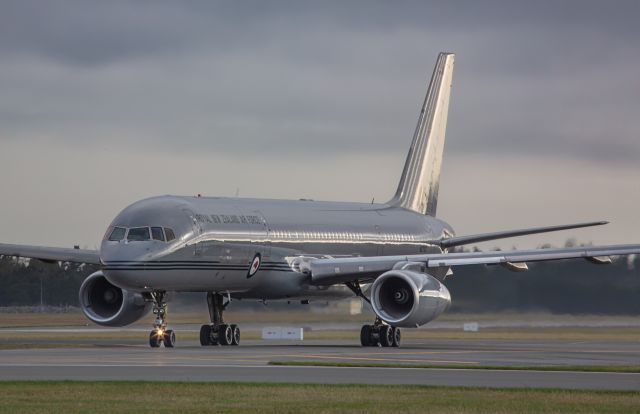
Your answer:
[437,221,608,249]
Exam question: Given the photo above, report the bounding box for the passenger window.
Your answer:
[151,227,165,241]
[164,228,176,242]
[127,227,150,241]
[108,227,127,241]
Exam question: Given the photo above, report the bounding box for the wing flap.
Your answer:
[0,243,101,264]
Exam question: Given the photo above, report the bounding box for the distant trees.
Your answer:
[445,253,640,314]
[0,256,98,307]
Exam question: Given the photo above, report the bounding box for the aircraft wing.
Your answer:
[0,243,101,265]
[308,244,640,285]
[435,221,608,249]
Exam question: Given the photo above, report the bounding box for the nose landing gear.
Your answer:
[200,292,240,346]
[149,291,175,348]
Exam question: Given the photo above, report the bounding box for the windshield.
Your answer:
[151,227,165,241]
[127,227,150,241]
[108,227,126,241]
[105,226,177,242]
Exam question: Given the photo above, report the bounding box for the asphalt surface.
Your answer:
[1,334,639,390]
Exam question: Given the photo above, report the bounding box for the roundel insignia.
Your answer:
[247,253,262,278]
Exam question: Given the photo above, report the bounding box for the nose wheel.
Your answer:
[200,292,240,346]
[148,291,176,348]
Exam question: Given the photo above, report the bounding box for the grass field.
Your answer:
[0,381,639,414]
[1,326,639,348]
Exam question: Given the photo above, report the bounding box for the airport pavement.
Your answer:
[0,337,639,389]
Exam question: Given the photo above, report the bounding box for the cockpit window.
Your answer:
[127,227,150,241]
[164,228,176,242]
[108,227,127,241]
[151,227,165,241]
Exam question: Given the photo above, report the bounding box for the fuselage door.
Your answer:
[181,208,202,255]
[252,210,271,258]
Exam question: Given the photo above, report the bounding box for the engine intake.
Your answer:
[370,269,451,328]
[79,271,151,327]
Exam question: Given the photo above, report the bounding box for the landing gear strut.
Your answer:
[200,292,240,346]
[346,281,401,348]
[149,290,175,348]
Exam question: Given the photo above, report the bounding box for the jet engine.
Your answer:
[370,269,451,328]
[79,271,151,327]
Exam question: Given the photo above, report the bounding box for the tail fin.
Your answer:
[388,52,455,216]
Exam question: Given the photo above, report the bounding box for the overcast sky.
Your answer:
[1,0,638,249]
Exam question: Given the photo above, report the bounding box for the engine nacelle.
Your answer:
[370,269,451,328]
[79,271,151,327]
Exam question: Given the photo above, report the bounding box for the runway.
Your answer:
[1,336,639,389]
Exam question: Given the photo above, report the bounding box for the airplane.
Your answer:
[1,52,639,348]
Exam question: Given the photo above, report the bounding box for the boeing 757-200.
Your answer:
[1,53,638,348]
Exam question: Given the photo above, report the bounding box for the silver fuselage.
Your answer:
[101,196,453,300]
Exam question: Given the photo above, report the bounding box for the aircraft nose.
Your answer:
[100,241,164,290]
[100,240,159,263]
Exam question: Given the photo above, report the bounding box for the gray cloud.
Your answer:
[1,1,639,164]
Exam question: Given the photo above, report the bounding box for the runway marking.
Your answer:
[267,354,479,365]
[312,350,474,356]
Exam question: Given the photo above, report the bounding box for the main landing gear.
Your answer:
[360,318,401,347]
[345,281,401,348]
[149,291,175,348]
[200,292,240,346]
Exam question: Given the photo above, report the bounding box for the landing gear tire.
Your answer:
[149,330,162,348]
[392,327,401,348]
[380,325,394,347]
[200,325,212,346]
[231,324,240,346]
[149,291,173,348]
[163,329,176,348]
[219,324,233,346]
[360,324,401,348]
[209,328,219,346]
[360,325,372,346]
[202,292,240,348]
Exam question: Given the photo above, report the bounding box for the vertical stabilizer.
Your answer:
[388,52,455,216]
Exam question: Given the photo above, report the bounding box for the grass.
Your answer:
[268,360,640,373]
[1,327,638,350]
[0,381,639,414]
